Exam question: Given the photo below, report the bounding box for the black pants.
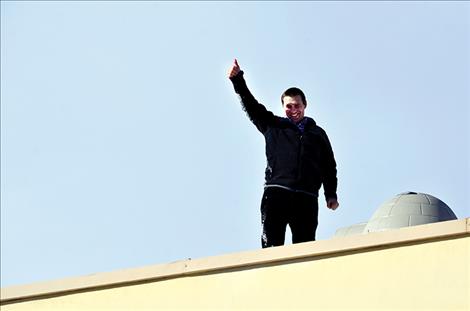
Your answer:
[261,187,319,248]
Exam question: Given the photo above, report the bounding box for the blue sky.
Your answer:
[1,1,469,287]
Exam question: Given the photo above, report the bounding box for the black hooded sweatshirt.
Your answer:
[230,71,338,201]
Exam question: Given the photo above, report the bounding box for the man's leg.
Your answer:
[289,193,319,244]
[260,187,289,248]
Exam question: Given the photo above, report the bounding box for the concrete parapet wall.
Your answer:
[2,218,469,310]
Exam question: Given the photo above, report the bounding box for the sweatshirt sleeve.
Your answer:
[320,130,338,201]
[229,71,276,133]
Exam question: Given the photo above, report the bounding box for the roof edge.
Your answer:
[2,218,469,305]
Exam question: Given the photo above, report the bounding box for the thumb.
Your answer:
[234,59,239,67]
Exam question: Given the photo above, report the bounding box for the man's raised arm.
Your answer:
[227,59,275,133]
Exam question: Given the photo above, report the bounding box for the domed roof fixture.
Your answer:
[363,192,457,233]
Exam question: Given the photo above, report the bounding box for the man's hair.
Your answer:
[281,87,307,107]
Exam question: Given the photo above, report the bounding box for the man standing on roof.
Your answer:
[228,59,339,248]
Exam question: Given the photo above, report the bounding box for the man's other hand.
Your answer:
[228,59,241,78]
[327,198,339,211]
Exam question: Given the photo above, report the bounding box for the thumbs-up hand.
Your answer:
[227,59,241,78]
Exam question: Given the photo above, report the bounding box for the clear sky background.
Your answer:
[1,1,469,287]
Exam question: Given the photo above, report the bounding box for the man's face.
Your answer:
[282,95,305,123]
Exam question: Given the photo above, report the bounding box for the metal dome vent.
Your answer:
[334,192,457,237]
[363,192,457,233]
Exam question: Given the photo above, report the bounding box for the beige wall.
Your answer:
[2,219,469,310]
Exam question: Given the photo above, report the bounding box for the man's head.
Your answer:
[281,87,307,124]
